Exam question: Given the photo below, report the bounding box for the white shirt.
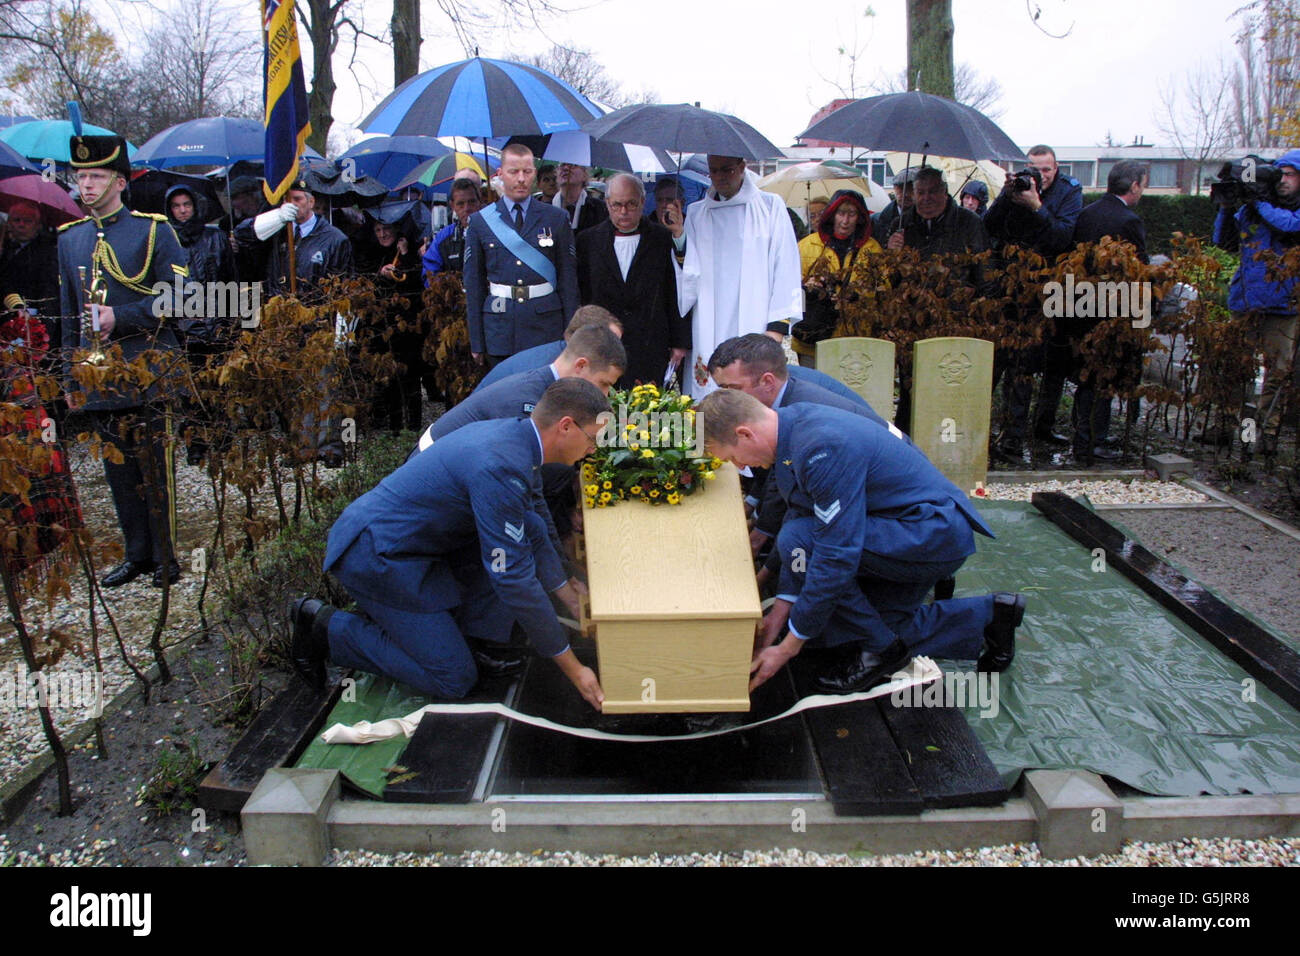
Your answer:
[613,232,640,280]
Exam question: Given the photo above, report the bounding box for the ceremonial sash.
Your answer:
[480,203,557,287]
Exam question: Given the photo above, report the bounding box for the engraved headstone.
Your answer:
[815,336,896,423]
[910,337,993,494]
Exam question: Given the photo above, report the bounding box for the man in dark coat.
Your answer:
[58,134,188,587]
[463,143,579,367]
[1069,160,1150,463]
[576,173,689,389]
[234,175,354,300]
[553,162,609,234]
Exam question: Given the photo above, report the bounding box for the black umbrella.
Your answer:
[297,163,391,208]
[580,103,784,161]
[798,92,1025,162]
[127,169,225,220]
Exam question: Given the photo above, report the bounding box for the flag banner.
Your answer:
[262,0,312,204]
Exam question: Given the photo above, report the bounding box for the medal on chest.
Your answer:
[537,227,554,248]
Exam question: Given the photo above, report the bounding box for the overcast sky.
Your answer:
[82,0,1255,155]
[310,0,1252,153]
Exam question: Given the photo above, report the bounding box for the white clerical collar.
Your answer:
[547,362,560,381]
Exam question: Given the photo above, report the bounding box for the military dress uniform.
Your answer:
[771,404,999,660]
[463,195,579,366]
[323,416,571,698]
[57,135,189,585]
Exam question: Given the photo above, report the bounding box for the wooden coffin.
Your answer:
[579,463,761,713]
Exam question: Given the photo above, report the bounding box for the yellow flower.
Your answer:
[629,442,640,452]
[584,484,598,497]
[703,470,715,480]
[664,482,675,491]
[584,497,595,508]
[666,492,681,505]
[599,491,612,502]
[602,480,612,490]
[638,430,650,441]
[709,457,723,470]
[641,449,654,459]
[629,485,641,495]
[649,489,660,497]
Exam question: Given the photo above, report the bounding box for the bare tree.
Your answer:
[392,0,420,87]
[521,43,654,108]
[876,62,1005,119]
[1228,0,1300,147]
[1156,58,1236,194]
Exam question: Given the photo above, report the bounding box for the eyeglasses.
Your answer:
[608,199,642,211]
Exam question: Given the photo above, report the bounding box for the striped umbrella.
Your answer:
[359,57,602,138]
[394,153,492,191]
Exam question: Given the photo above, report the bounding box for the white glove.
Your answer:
[253,204,299,241]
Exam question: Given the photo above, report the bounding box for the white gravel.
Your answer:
[977,478,1209,505]
[325,837,1299,867]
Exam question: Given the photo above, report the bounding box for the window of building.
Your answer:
[1148,161,1179,189]
[1058,161,1094,188]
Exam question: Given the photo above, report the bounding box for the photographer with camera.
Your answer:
[1213,150,1300,456]
[983,146,1083,459]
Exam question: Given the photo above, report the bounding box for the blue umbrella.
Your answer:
[0,115,37,129]
[337,135,454,189]
[133,117,271,169]
[0,119,137,163]
[0,140,40,180]
[359,57,602,138]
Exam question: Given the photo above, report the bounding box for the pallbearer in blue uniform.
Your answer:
[291,379,608,709]
[698,389,1027,694]
[463,143,578,368]
[57,133,189,588]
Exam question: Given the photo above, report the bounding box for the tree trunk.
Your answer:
[906,0,954,99]
[392,0,421,88]
[304,0,337,155]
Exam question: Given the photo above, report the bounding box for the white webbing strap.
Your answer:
[319,657,941,745]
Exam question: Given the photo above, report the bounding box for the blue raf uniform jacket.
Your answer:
[463,197,579,356]
[773,404,994,642]
[324,417,570,656]
[426,365,556,444]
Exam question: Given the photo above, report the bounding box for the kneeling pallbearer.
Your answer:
[697,389,1026,694]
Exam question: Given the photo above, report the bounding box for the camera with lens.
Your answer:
[1009,166,1043,194]
[1210,155,1282,206]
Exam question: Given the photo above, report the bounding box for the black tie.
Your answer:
[294,225,302,241]
[513,203,524,231]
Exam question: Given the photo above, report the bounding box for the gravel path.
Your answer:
[1107,508,1300,643]
[324,839,1298,867]
[979,477,1209,504]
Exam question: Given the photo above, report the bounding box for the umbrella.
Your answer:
[0,115,37,129]
[0,174,84,225]
[394,153,491,193]
[0,141,40,180]
[360,57,602,138]
[503,131,676,174]
[126,169,225,220]
[338,135,456,189]
[882,152,1006,198]
[758,161,874,203]
[798,92,1025,163]
[297,163,390,208]
[132,117,272,169]
[580,103,784,161]
[0,119,138,163]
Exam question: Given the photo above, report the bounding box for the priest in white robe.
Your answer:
[665,156,803,398]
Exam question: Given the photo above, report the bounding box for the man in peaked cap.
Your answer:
[58,134,189,588]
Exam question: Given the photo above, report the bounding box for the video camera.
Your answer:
[1210,155,1282,206]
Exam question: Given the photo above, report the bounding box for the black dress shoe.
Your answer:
[289,597,332,689]
[151,559,181,587]
[813,638,912,695]
[934,577,956,601]
[102,560,157,588]
[1032,429,1071,447]
[977,592,1027,673]
[467,638,529,679]
[991,436,1024,461]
